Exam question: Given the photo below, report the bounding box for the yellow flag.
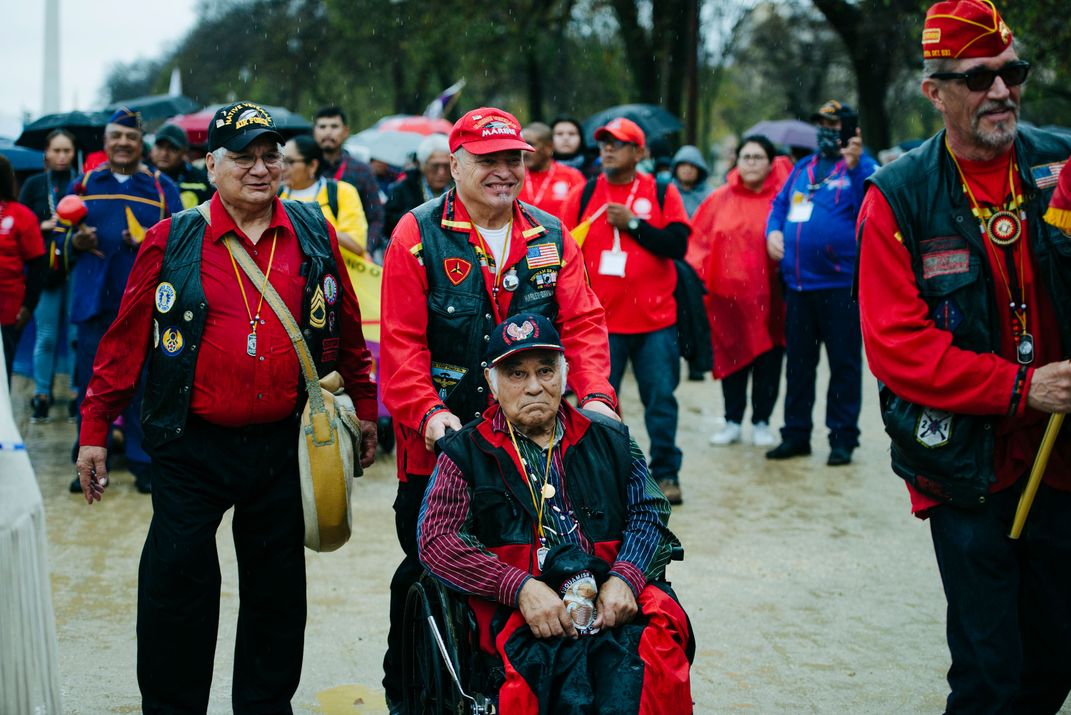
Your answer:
[340,248,382,343]
[124,206,147,243]
[570,219,592,247]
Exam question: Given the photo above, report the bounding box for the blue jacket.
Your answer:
[765,152,877,291]
[66,165,182,323]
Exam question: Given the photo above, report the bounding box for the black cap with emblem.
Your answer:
[207,101,284,152]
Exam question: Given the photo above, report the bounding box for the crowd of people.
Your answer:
[3,0,1071,712]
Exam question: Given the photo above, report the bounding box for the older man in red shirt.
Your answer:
[75,102,378,714]
[858,2,1071,710]
[379,106,617,712]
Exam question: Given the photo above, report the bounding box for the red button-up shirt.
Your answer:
[381,193,615,480]
[858,150,1070,516]
[80,194,377,446]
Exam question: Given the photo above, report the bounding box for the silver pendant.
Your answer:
[536,546,549,570]
[1017,332,1034,365]
[503,269,520,292]
[246,332,257,357]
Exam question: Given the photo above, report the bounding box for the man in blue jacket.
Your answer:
[764,100,877,465]
[65,107,182,493]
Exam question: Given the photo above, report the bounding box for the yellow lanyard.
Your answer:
[506,419,556,544]
[224,232,279,352]
[473,219,513,292]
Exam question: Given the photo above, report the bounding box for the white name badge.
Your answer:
[788,199,814,223]
[598,249,628,277]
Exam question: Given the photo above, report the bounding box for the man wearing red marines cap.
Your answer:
[379,106,618,711]
[858,1,1071,710]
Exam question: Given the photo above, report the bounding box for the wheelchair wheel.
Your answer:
[402,579,462,714]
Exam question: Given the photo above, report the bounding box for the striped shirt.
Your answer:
[417,405,674,607]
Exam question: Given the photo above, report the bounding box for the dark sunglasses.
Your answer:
[598,138,635,151]
[929,60,1031,92]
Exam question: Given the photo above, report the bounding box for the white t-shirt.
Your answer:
[285,178,321,202]
[112,172,132,184]
[474,222,510,273]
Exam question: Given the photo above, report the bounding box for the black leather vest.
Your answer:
[414,190,564,423]
[867,126,1071,506]
[440,410,633,563]
[141,200,343,448]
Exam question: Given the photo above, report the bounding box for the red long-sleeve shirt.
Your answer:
[858,151,1071,515]
[381,196,615,480]
[80,194,377,446]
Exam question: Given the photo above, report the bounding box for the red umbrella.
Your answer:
[374,115,453,136]
[168,105,314,148]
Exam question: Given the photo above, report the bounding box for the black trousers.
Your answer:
[929,482,1071,714]
[721,347,784,425]
[382,474,430,704]
[138,415,306,715]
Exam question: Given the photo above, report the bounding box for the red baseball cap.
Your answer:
[922,0,1012,60]
[594,118,646,149]
[449,107,534,155]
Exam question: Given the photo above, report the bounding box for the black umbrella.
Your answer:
[105,94,201,124]
[582,104,683,146]
[0,138,44,171]
[261,105,313,137]
[15,110,111,151]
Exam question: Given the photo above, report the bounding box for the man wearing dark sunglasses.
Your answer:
[857,0,1071,712]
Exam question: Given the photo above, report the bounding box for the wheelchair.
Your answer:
[401,573,499,714]
[400,542,685,715]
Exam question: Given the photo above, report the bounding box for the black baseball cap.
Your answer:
[484,314,564,367]
[154,123,189,150]
[207,101,284,152]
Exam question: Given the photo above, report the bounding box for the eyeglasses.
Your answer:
[738,153,769,164]
[598,139,635,151]
[425,162,451,172]
[228,151,284,169]
[929,60,1031,93]
[282,157,306,167]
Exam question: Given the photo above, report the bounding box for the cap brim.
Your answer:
[489,343,564,366]
[155,138,187,150]
[221,127,284,152]
[462,137,535,155]
[594,127,644,148]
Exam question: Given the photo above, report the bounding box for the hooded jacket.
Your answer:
[671,145,712,218]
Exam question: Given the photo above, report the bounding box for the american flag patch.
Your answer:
[1032,161,1065,190]
[526,243,560,269]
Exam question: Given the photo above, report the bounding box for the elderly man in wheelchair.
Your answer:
[413,313,693,714]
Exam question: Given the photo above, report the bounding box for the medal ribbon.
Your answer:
[506,419,556,546]
[225,232,279,355]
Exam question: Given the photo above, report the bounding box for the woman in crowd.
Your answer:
[17,129,78,420]
[279,134,368,257]
[0,155,46,385]
[551,115,597,177]
[688,135,791,447]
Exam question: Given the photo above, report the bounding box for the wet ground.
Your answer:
[13,357,980,714]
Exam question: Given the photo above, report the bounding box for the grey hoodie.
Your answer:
[671,145,711,218]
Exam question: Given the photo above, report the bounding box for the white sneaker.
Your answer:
[752,422,776,447]
[710,421,742,445]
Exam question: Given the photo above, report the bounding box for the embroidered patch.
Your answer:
[922,249,970,279]
[1032,161,1065,190]
[529,268,559,289]
[505,320,536,343]
[916,408,953,448]
[931,299,964,332]
[431,362,468,401]
[155,282,176,313]
[310,286,327,329]
[321,337,340,363]
[443,258,472,286]
[323,274,338,305]
[410,242,424,266]
[161,327,184,356]
[522,289,554,304]
[526,242,560,269]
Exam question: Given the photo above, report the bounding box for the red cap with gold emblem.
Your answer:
[449,107,534,155]
[1043,161,1071,233]
[922,0,1012,60]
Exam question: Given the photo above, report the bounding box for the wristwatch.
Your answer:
[627,217,641,233]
